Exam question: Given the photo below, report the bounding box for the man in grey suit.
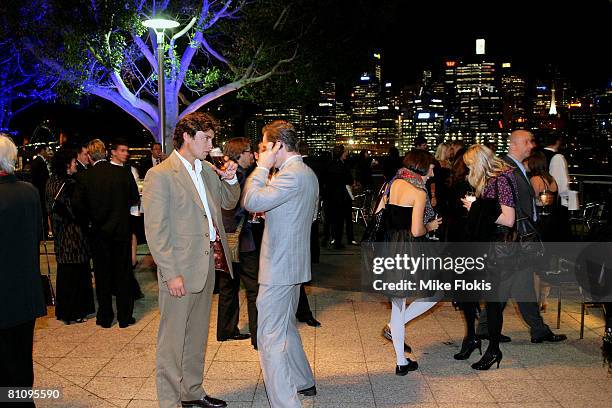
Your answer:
[476,130,566,344]
[143,112,240,408]
[243,122,318,408]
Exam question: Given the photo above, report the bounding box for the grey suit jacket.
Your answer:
[503,154,536,221]
[243,156,319,286]
[142,151,240,293]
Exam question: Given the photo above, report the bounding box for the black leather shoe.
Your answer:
[395,359,418,375]
[471,349,502,370]
[119,317,136,328]
[96,320,112,329]
[477,333,512,343]
[298,317,321,327]
[297,385,317,396]
[182,395,227,408]
[531,332,567,343]
[382,325,412,353]
[218,333,251,341]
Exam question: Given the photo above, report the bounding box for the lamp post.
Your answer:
[142,18,179,154]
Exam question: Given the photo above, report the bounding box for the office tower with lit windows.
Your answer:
[306,82,337,153]
[377,81,399,151]
[351,72,379,152]
[500,62,527,129]
[335,101,353,146]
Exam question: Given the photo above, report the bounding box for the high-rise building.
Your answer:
[351,73,379,152]
[500,62,527,129]
[335,101,353,147]
[306,82,336,153]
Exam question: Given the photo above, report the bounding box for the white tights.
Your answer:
[389,291,443,365]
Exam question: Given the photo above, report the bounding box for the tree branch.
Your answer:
[90,86,157,135]
[110,71,159,122]
[132,34,157,73]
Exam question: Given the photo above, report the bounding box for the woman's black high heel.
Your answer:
[471,349,502,370]
[395,359,419,376]
[454,337,482,360]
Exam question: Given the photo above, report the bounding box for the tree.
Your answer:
[12,0,304,151]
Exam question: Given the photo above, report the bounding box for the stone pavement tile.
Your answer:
[370,376,435,404]
[34,328,57,341]
[418,356,481,380]
[366,361,425,381]
[437,404,500,408]
[33,339,79,358]
[559,401,612,408]
[475,357,534,381]
[106,398,130,407]
[133,376,157,400]
[63,375,92,387]
[84,377,147,400]
[498,403,563,408]
[38,385,117,408]
[315,344,365,363]
[202,378,258,402]
[206,361,261,380]
[536,379,610,402]
[131,329,158,344]
[483,379,556,403]
[126,400,159,408]
[67,339,129,358]
[34,357,62,369]
[51,357,111,377]
[313,376,374,403]
[51,324,99,342]
[97,355,156,377]
[33,362,75,389]
[315,361,369,378]
[524,362,609,379]
[92,327,141,343]
[142,316,160,332]
[427,379,495,404]
[314,403,375,408]
[215,343,259,362]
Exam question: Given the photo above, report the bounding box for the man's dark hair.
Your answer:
[262,120,299,152]
[49,147,77,178]
[34,145,48,154]
[151,142,162,150]
[332,144,345,160]
[173,112,219,150]
[414,136,427,147]
[109,138,129,152]
[297,140,309,156]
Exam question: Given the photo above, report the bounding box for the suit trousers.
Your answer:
[296,284,314,322]
[0,319,36,407]
[476,267,551,339]
[216,252,259,347]
[156,256,215,408]
[257,284,314,408]
[91,235,134,325]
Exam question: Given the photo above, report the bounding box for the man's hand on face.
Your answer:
[166,275,186,297]
[257,142,281,170]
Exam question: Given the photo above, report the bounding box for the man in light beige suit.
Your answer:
[143,112,240,408]
[243,122,318,408]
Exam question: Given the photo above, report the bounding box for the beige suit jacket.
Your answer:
[142,151,240,293]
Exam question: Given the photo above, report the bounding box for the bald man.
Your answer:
[476,130,567,344]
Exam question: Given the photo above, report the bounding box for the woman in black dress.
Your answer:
[46,147,95,324]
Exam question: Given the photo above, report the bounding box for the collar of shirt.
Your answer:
[507,154,528,181]
[544,147,557,153]
[110,160,123,167]
[93,159,107,166]
[279,154,300,171]
[175,151,216,241]
[77,160,87,168]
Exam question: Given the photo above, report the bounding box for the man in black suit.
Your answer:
[31,144,51,238]
[76,143,90,172]
[476,130,567,343]
[73,139,140,328]
[139,142,166,178]
[0,134,47,398]
[296,140,321,327]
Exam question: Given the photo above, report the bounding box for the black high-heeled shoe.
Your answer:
[395,359,418,376]
[471,349,502,370]
[454,337,482,360]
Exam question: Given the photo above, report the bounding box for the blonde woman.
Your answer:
[460,144,516,370]
[434,142,452,169]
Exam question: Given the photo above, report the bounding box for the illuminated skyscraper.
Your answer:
[306,82,336,153]
[500,62,527,129]
[335,101,353,146]
[351,73,379,152]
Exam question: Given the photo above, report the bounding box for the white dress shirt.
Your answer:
[544,147,570,201]
[176,152,237,241]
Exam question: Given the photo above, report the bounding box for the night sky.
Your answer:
[325,0,611,90]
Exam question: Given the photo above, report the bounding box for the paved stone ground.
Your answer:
[33,242,612,408]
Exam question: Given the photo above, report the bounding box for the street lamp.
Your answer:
[143,18,179,153]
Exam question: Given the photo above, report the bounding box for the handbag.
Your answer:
[226,215,246,263]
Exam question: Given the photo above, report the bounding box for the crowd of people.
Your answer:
[2,114,612,408]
